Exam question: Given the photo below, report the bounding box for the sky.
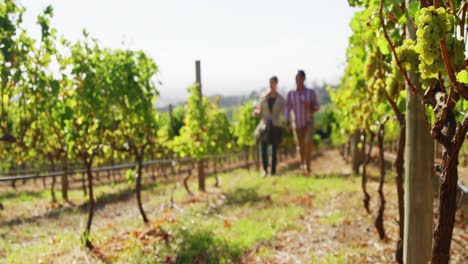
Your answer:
[20,0,358,106]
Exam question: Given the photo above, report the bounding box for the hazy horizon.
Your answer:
[20,0,357,106]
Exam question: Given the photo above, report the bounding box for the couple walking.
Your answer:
[255,70,320,176]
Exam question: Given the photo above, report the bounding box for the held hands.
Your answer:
[252,105,261,117]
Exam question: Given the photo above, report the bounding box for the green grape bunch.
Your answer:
[372,78,386,103]
[387,39,419,95]
[415,6,465,79]
[397,39,419,71]
[364,53,379,80]
[386,66,402,97]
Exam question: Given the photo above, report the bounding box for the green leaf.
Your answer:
[456,70,468,84]
[81,231,90,246]
[2,94,9,107]
[462,100,468,112]
[125,169,135,184]
[102,145,110,154]
[377,35,390,55]
[398,15,407,25]
[408,2,420,18]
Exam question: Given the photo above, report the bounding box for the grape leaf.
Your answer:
[408,2,420,18]
[377,35,390,55]
[456,70,468,84]
[398,15,407,25]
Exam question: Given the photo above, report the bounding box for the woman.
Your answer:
[254,76,285,176]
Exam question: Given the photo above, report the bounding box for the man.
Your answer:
[285,70,320,175]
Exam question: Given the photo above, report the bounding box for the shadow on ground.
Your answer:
[313,172,353,179]
[0,190,45,202]
[224,187,263,206]
[0,184,155,227]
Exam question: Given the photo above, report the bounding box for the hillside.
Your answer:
[157,84,333,115]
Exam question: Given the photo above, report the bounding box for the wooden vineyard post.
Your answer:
[111,152,116,183]
[61,158,69,202]
[195,60,206,192]
[403,2,435,262]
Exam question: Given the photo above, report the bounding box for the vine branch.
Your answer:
[432,112,453,150]
[383,86,405,125]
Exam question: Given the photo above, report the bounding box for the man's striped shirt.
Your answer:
[285,88,320,129]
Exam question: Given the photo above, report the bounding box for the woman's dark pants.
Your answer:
[261,143,278,175]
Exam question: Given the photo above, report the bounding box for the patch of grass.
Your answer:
[262,174,356,195]
[3,231,79,264]
[226,206,303,249]
[312,251,347,264]
[158,203,305,263]
[257,247,273,258]
[115,237,159,264]
[163,206,303,264]
[227,218,275,250]
[252,206,304,230]
[174,227,242,264]
[320,210,346,227]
